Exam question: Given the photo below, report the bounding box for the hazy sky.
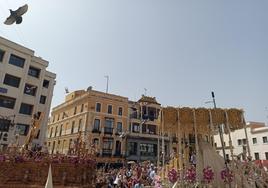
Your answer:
[0,0,267,123]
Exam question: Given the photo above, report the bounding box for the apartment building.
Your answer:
[214,121,268,161]
[47,88,129,162]
[0,36,56,149]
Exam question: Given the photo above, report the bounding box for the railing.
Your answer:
[92,129,101,133]
[104,127,113,134]
[102,149,112,156]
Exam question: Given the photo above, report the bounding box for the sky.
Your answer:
[0,0,267,123]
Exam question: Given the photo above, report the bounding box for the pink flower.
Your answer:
[220,168,233,183]
[203,166,214,184]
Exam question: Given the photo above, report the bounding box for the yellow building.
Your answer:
[47,87,128,161]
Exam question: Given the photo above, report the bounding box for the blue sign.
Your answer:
[0,87,8,94]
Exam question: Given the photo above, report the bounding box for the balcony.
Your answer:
[102,149,112,156]
[104,127,113,135]
[92,129,101,134]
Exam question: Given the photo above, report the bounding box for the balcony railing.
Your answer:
[92,129,101,133]
[102,149,112,156]
[104,127,113,134]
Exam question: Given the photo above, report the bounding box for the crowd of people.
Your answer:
[95,161,161,188]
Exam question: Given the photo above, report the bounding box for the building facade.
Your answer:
[214,121,268,161]
[0,36,56,149]
[47,88,129,162]
[47,90,171,163]
[126,96,170,163]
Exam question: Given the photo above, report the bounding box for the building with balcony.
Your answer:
[47,90,172,163]
[46,88,129,161]
[0,36,56,150]
[214,121,268,162]
[126,96,170,163]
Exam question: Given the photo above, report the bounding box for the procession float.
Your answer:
[161,107,268,187]
[0,113,96,188]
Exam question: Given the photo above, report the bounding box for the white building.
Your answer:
[214,121,268,161]
[0,36,56,149]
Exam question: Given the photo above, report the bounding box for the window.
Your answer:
[54,126,58,137]
[263,136,268,143]
[71,121,75,134]
[96,103,101,112]
[238,139,242,145]
[252,138,257,144]
[28,66,41,78]
[103,138,113,155]
[254,152,260,160]
[78,119,82,132]
[59,124,63,136]
[148,124,156,134]
[0,49,5,62]
[74,106,77,115]
[242,139,247,145]
[43,79,49,88]
[93,138,99,145]
[19,103,33,115]
[0,95,16,109]
[0,118,11,132]
[49,127,53,138]
[81,104,84,112]
[129,142,137,155]
[265,152,268,160]
[108,105,113,114]
[4,74,21,88]
[40,95,46,104]
[24,84,37,96]
[140,143,157,156]
[132,123,140,133]
[93,119,100,131]
[9,54,25,68]
[104,118,114,134]
[16,124,29,136]
[103,138,113,149]
[117,122,122,133]
[118,107,123,116]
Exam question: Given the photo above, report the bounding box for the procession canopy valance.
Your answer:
[162,107,245,132]
[163,107,178,131]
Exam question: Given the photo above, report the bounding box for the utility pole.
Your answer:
[104,76,109,93]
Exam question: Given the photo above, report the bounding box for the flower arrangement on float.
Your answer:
[185,166,196,184]
[220,168,234,183]
[203,166,214,185]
